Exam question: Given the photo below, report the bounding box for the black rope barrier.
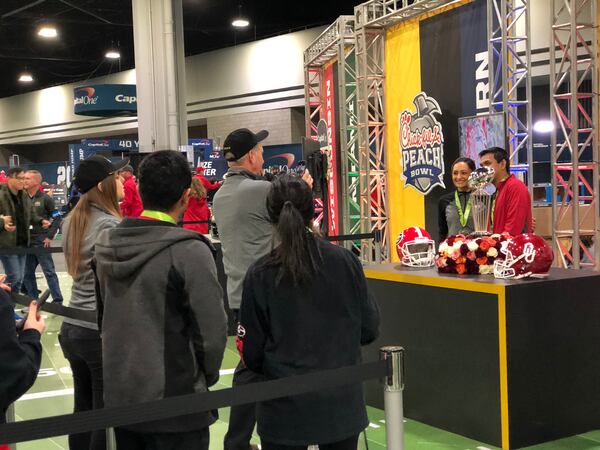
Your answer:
[12,293,95,323]
[0,247,63,256]
[178,220,212,225]
[325,232,380,243]
[0,360,388,444]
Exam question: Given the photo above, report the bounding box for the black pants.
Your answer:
[224,310,263,450]
[114,427,209,450]
[261,435,359,450]
[59,322,106,450]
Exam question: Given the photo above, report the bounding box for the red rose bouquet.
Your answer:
[436,233,511,275]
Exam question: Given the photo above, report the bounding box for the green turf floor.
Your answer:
[9,272,600,449]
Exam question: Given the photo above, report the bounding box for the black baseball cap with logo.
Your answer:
[74,155,129,193]
[223,128,269,161]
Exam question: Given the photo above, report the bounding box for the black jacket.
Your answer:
[0,185,44,248]
[239,238,380,446]
[29,189,58,238]
[438,190,475,240]
[0,289,42,423]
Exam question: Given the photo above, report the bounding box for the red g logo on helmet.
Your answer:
[396,226,436,267]
[493,234,553,279]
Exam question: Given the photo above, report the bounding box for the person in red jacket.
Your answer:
[183,177,210,234]
[479,147,532,236]
[194,166,222,192]
[119,165,143,218]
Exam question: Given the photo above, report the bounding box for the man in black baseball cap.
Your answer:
[73,155,129,194]
[222,128,268,168]
[213,128,270,450]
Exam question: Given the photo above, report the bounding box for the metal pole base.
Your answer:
[380,346,405,450]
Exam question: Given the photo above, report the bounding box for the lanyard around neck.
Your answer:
[141,210,176,225]
[454,191,472,227]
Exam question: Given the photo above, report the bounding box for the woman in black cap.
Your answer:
[59,155,127,450]
[237,174,380,450]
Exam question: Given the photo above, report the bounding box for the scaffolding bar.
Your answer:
[550,0,599,270]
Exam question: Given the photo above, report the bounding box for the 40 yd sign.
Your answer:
[399,92,445,195]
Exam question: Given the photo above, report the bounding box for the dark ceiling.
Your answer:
[0,0,355,99]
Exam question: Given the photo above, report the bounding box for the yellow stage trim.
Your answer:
[364,268,503,294]
[365,266,510,449]
[497,288,510,450]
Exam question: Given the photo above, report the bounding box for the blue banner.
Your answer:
[74,84,137,117]
[68,145,95,186]
[263,144,303,172]
[81,138,139,151]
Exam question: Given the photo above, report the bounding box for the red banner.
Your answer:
[323,64,339,236]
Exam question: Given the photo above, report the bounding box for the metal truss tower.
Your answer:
[353,0,455,263]
[550,0,599,269]
[354,14,387,262]
[487,0,533,199]
[304,17,359,249]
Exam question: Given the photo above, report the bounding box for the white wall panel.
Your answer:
[0,27,322,145]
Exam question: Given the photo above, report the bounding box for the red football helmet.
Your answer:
[493,234,553,279]
[396,226,436,267]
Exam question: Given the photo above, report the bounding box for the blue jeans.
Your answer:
[23,235,63,302]
[0,253,26,294]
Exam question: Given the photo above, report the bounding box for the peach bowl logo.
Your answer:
[399,92,445,195]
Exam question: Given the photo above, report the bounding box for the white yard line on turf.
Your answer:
[19,388,74,401]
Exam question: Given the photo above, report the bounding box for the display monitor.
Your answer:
[458,112,506,164]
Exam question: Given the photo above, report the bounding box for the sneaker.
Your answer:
[52,299,63,304]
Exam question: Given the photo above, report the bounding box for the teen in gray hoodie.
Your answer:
[94,150,227,450]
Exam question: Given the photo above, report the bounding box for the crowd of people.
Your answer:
[0,134,547,450]
[1,127,380,450]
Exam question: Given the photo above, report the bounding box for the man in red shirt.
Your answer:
[119,165,143,218]
[479,147,532,236]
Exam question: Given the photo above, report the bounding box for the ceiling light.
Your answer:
[105,50,121,59]
[232,18,249,27]
[37,26,57,38]
[533,119,555,133]
[18,73,33,83]
[232,4,249,28]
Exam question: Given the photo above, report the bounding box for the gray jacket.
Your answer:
[62,204,120,330]
[212,169,275,310]
[94,218,227,432]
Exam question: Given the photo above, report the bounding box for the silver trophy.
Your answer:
[468,167,496,235]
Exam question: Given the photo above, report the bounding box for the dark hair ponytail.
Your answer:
[266,174,320,286]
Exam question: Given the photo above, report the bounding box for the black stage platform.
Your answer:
[363,265,600,449]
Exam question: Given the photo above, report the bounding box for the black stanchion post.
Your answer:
[6,404,15,450]
[380,346,405,450]
[374,229,383,264]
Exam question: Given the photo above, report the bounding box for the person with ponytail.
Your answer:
[237,174,380,450]
[60,155,126,450]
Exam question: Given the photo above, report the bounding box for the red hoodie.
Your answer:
[492,174,532,236]
[183,196,210,234]
[120,175,144,218]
